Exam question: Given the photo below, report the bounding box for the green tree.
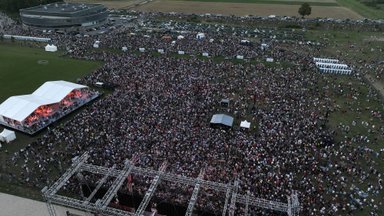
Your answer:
[298,2,312,18]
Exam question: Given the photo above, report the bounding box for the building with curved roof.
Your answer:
[20,3,108,29]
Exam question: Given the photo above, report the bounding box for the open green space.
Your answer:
[306,29,384,215]
[177,0,339,6]
[0,42,102,102]
[336,0,384,19]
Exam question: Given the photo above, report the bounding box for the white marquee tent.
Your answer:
[0,129,16,143]
[0,81,87,123]
[240,120,251,129]
[196,33,206,39]
[45,44,57,52]
[93,41,100,48]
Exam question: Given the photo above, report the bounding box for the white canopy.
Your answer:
[202,52,209,57]
[45,44,57,52]
[178,51,185,55]
[93,41,100,48]
[95,82,104,87]
[240,120,251,129]
[177,35,185,40]
[139,48,145,52]
[236,55,244,60]
[196,33,205,39]
[32,81,87,103]
[122,46,128,52]
[0,81,87,122]
[266,58,274,62]
[0,129,16,143]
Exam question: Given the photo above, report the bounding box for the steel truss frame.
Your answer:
[43,152,301,216]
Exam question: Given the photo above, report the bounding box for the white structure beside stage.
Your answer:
[0,129,16,143]
[44,44,57,52]
[313,57,352,75]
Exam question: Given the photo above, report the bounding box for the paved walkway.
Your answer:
[0,193,92,216]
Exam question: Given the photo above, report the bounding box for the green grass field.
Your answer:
[337,0,384,19]
[172,0,384,18]
[305,29,384,215]
[0,43,102,102]
[179,0,339,6]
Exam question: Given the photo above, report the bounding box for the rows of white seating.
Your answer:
[315,62,349,69]
[313,57,339,63]
[3,34,51,42]
[314,57,352,75]
[319,68,352,75]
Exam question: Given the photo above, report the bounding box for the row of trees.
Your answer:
[0,0,62,14]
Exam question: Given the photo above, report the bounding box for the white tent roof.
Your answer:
[0,95,57,122]
[240,120,251,129]
[0,81,87,122]
[32,81,87,103]
[0,128,16,143]
[210,114,234,127]
[45,44,57,52]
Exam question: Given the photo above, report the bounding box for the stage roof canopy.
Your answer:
[0,81,87,122]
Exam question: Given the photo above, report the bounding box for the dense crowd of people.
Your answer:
[0,11,383,215]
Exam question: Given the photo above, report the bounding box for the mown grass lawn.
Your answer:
[0,42,102,102]
[178,0,339,6]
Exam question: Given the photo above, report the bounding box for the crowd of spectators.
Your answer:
[1,11,383,215]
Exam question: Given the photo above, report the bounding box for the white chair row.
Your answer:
[319,68,352,75]
[316,62,349,69]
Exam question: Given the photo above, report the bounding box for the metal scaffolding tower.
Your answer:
[43,152,301,216]
[135,161,167,216]
[185,169,205,216]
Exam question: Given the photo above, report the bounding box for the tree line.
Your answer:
[0,0,62,14]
